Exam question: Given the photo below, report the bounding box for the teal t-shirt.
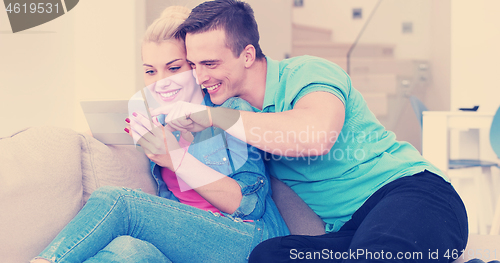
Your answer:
[259,55,448,233]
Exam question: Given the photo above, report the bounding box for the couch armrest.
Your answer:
[0,127,85,263]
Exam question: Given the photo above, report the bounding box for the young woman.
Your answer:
[31,6,288,263]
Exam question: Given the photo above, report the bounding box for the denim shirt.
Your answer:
[149,95,290,242]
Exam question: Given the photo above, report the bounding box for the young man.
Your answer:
[155,0,468,262]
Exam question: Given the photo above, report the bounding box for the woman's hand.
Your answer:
[125,113,184,170]
[150,101,211,133]
[126,112,244,214]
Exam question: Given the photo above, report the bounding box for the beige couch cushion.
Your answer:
[0,127,157,263]
[270,176,326,235]
[80,133,156,203]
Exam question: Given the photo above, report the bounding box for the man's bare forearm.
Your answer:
[210,92,345,157]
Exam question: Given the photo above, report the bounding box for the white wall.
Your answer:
[249,0,292,60]
[72,0,144,132]
[0,3,76,137]
[292,0,431,60]
[426,0,451,112]
[293,0,377,42]
[0,0,145,136]
[451,0,500,112]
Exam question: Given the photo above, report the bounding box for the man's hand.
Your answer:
[150,101,211,133]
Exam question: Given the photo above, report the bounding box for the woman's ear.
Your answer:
[242,44,256,68]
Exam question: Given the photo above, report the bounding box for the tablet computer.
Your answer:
[80,91,155,145]
[81,100,133,145]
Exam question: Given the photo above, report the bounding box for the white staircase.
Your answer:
[291,24,429,124]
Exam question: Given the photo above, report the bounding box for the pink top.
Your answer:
[161,136,221,214]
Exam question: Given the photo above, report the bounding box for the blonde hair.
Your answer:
[143,6,190,43]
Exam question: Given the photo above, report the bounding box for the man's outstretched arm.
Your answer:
[151,91,345,157]
[213,92,344,157]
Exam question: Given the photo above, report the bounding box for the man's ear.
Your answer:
[242,44,256,68]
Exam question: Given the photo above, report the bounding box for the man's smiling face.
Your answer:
[185,29,247,105]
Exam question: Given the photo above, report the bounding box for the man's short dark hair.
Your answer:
[175,0,265,59]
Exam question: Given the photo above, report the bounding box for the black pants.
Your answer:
[249,171,468,262]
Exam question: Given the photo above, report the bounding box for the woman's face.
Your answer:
[142,40,203,105]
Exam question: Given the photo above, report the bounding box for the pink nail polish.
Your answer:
[125,118,130,123]
[124,128,129,133]
[132,112,137,117]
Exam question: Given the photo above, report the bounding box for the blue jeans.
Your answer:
[34,186,269,263]
[84,236,169,263]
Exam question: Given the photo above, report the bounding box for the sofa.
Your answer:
[1,126,498,263]
[0,126,325,263]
